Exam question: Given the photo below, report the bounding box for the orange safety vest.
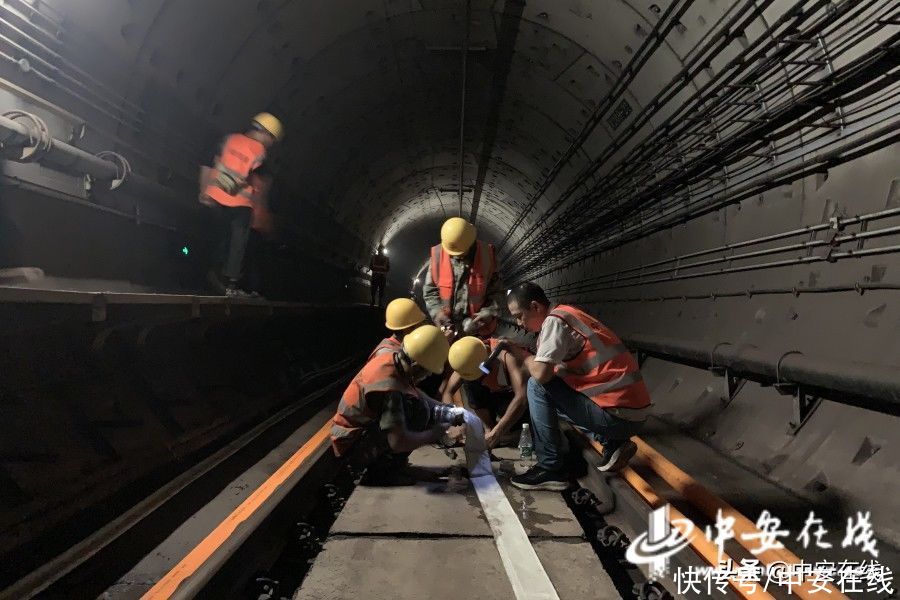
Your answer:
[547,305,651,410]
[330,352,418,456]
[371,255,390,275]
[204,133,267,208]
[430,241,497,336]
[367,336,401,361]
[480,338,531,393]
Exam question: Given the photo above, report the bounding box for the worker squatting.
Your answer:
[201,113,651,489]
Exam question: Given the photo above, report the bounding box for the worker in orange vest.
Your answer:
[445,336,530,449]
[506,282,652,491]
[423,217,504,340]
[369,244,390,307]
[368,298,428,360]
[331,325,462,484]
[199,112,283,297]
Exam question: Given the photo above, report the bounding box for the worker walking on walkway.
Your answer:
[506,282,651,491]
[444,336,530,449]
[423,217,504,340]
[369,298,427,359]
[369,244,390,307]
[331,324,461,484]
[200,112,283,297]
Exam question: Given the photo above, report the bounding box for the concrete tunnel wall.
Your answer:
[0,0,899,554]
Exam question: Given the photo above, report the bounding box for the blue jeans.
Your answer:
[527,377,643,472]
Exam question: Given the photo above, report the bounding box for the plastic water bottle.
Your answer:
[518,424,534,460]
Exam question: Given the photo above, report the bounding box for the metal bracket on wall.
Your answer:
[774,382,822,435]
[710,366,746,407]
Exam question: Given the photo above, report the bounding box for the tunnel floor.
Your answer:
[295,445,620,600]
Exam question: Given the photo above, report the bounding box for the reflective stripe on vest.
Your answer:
[578,371,644,398]
[367,337,401,361]
[330,352,414,456]
[214,162,256,199]
[429,241,495,318]
[548,305,650,410]
[205,134,266,207]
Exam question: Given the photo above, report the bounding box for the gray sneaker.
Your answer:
[597,439,638,472]
[225,286,255,298]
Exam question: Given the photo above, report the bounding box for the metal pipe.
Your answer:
[551,221,900,295]
[520,110,900,282]
[554,207,900,289]
[0,114,189,206]
[501,0,804,260]
[506,4,895,270]
[0,75,196,183]
[624,333,900,416]
[0,76,86,132]
[552,241,900,293]
[0,113,117,179]
[560,282,900,303]
[456,0,470,217]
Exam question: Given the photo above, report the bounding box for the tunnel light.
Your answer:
[382,248,389,255]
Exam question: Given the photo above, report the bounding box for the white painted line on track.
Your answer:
[464,411,560,600]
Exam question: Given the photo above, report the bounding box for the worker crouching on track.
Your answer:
[331,324,462,485]
[423,217,504,340]
[199,112,283,297]
[506,282,652,491]
[444,336,529,449]
[368,298,428,359]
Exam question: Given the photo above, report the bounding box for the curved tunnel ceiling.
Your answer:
[41,0,714,257]
[20,0,897,288]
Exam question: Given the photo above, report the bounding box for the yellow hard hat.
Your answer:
[402,325,450,374]
[440,217,477,256]
[252,112,284,141]
[449,336,489,381]
[385,298,427,331]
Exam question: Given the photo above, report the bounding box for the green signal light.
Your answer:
[181,246,190,256]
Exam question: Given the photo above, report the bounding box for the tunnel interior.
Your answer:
[1,0,899,592]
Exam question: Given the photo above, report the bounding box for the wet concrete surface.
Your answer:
[296,445,620,599]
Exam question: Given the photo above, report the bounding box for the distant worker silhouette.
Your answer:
[369,244,390,307]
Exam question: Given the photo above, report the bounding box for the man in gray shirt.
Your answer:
[506,282,650,491]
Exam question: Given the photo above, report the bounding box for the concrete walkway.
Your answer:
[295,446,621,600]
